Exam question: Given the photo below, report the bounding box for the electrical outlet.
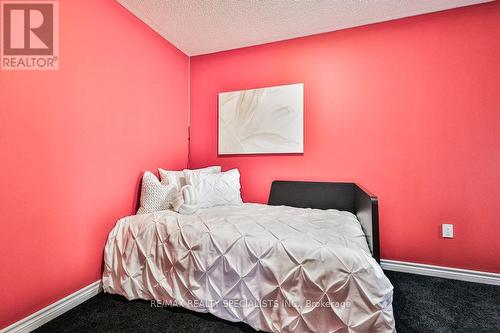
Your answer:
[442,224,454,238]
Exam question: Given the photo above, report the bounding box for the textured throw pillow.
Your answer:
[137,171,177,214]
[186,169,243,208]
[159,166,221,190]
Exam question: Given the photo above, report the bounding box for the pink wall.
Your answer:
[0,1,188,328]
[190,3,500,273]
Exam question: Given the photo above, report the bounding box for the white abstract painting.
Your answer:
[218,83,304,155]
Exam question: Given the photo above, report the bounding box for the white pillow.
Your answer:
[137,171,177,214]
[161,170,184,189]
[159,166,221,190]
[171,185,198,215]
[186,169,243,208]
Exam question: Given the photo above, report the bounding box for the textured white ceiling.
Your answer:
[117,0,491,56]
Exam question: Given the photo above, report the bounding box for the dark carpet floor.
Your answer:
[34,271,500,333]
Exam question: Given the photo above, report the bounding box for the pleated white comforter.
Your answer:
[103,203,395,332]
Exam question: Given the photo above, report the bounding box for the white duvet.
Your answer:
[103,203,395,332]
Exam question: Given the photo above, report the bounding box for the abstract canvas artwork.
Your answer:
[218,83,304,155]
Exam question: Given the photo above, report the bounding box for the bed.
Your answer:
[103,181,395,332]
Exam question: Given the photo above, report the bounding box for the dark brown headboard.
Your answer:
[268,181,380,262]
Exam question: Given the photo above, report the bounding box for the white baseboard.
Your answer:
[1,280,102,333]
[381,259,500,286]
